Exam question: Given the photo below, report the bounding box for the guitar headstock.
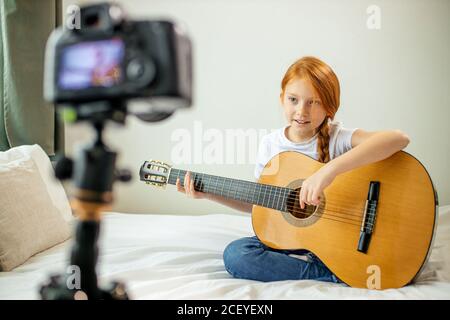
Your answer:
[139,160,172,188]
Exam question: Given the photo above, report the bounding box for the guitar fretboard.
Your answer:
[168,168,293,211]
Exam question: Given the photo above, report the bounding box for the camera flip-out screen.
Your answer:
[58,38,125,90]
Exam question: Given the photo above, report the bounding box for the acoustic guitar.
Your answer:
[139,151,438,289]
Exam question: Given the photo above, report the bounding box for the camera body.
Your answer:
[44,2,192,113]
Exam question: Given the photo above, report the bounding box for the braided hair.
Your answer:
[317,117,331,163]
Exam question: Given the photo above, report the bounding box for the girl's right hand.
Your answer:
[176,171,208,199]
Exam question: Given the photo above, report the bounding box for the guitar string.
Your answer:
[180,170,367,211]
[170,172,374,228]
[175,172,369,222]
[170,185,369,229]
[174,170,367,216]
[185,182,365,226]
[174,172,370,219]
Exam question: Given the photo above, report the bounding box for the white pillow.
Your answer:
[0,144,73,222]
[415,205,450,282]
[432,205,450,281]
[0,144,72,271]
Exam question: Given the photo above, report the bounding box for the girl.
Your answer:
[176,56,410,284]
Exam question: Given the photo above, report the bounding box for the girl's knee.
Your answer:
[223,237,263,276]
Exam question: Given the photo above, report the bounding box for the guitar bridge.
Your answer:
[357,181,380,253]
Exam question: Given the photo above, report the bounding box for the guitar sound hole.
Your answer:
[286,188,316,219]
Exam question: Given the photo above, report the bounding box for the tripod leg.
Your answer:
[70,219,101,299]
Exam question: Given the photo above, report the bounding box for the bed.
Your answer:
[1,205,449,300]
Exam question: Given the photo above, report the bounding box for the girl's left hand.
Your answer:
[299,165,337,209]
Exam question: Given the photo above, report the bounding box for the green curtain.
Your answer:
[0,0,63,157]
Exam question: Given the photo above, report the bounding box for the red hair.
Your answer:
[280,56,341,163]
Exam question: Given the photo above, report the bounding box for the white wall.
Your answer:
[63,0,450,214]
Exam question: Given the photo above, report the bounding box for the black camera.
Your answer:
[44,2,192,121]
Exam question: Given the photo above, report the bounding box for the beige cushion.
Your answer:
[0,145,72,271]
[0,145,74,223]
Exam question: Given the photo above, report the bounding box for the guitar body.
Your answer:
[252,151,438,289]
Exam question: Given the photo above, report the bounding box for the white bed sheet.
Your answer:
[1,206,450,300]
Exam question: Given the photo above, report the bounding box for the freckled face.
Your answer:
[280,78,327,141]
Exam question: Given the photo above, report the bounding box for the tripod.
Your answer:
[40,101,131,300]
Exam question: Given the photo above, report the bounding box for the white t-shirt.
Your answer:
[254,120,358,179]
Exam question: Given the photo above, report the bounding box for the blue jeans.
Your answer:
[223,236,342,284]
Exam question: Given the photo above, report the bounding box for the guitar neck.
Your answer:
[167,168,290,211]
